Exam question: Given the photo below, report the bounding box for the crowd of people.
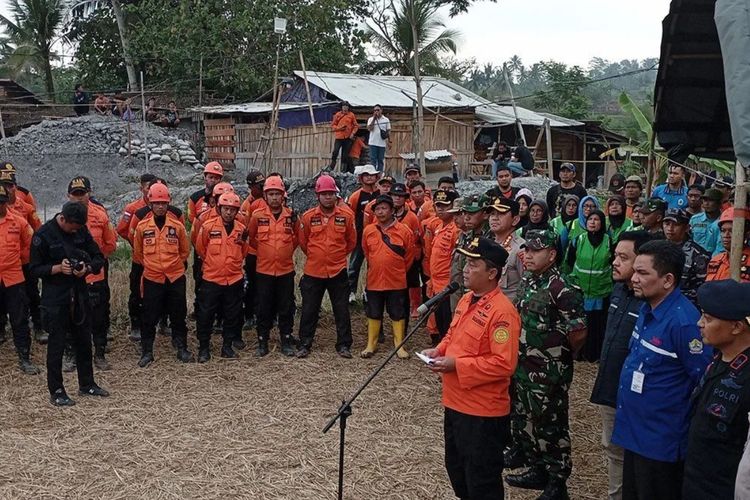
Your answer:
[0,153,749,499]
[73,84,181,127]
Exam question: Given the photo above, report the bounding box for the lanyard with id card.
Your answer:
[631,362,644,394]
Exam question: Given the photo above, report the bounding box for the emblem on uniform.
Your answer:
[493,327,510,344]
[689,338,704,354]
[708,402,727,418]
[168,227,177,236]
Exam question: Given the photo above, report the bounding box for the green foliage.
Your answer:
[532,62,590,119]
[435,0,497,17]
[67,9,129,92]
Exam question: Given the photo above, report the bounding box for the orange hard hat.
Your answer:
[719,207,750,226]
[263,175,286,193]
[212,182,234,197]
[148,183,170,203]
[203,161,224,177]
[218,192,241,208]
[315,175,338,193]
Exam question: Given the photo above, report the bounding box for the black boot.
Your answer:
[138,351,154,368]
[504,447,527,470]
[198,345,211,363]
[176,346,195,363]
[18,352,40,375]
[280,336,296,357]
[505,467,548,491]
[537,478,569,500]
[221,343,238,359]
[233,335,246,351]
[256,339,269,357]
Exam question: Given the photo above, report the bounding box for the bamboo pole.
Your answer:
[645,128,657,196]
[0,108,8,157]
[410,0,425,173]
[503,64,527,146]
[545,120,553,178]
[730,160,747,281]
[198,55,203,107]
[140,71,148,172]
[299,51,321,166]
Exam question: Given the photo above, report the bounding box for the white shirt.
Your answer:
[367,116,391,147]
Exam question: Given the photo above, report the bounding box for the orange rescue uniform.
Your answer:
[133,216,190,284]
[395,208,422,259]
[706,247,750,282]
[195,216,249,285]
[127,205,184,263]
[187,188,211,225]
[116,197,148,243]
[190,206,220,246]
[247,205,299,276]
[362,220,415,290]
[16,186,37,211]
[85,203,117,284]
[238,196,268,256]
[429,220,460,293]
[298,205,356,278]
[409,198,436,221]
[0,211,32,287]
[8,197,41,230]
[437,288,521,417]
[331,110,358,140]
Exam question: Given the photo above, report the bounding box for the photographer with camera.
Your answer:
[29,201,109,406]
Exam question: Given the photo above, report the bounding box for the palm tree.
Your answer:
[0,0,67,97]
[508,54,524,82]
[364,0,461,76]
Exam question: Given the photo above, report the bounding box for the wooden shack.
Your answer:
[0,80,53,134]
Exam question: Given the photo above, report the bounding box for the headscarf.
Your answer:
[561,194,580,224]
[586,209,607,247]
[515,193,533,229]
[577,195,601,228]
[521,200,550,238]
[607,195,627,229]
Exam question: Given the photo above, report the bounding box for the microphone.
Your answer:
[417,282,460,315]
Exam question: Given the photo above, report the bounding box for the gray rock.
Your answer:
[160,155,171,162]
[149,154,161,161]
[118,147,128,155]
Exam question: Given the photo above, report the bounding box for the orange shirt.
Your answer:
[8,197,41,230]
[196,217,249,286]
[429,219,459,292]
[247,205,299,276]
[128,205,184,263]
[409,199,436,222]
[362,220,415,291]
[85,203,117,284]
[421,216,442,278]
[349,136,366,159]
[117,197,147,243]
[239,196,268,255]
[16,186,37,211]
[395,207,422,259]
[133,216,190,284]
[298,204,356,278]
[437,288,521,417]
[331,110,358,140]
[191,206,220,245]
[706,247,750,282]
[0,211,32,287]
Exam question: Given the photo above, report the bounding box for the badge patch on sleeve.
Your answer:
[493,327,510,344]
[689,338,704,354]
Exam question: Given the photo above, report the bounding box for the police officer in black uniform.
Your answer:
[683,279,750,499]
[29,201,110,406]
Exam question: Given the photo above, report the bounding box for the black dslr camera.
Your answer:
[68,249,91,273]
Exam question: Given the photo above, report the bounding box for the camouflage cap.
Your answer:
[461,194,486,213]
[447,198,464,213]
[641,197,667,214]
[521,229,558,250]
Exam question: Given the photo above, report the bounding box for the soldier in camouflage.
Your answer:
[505,229,587,500]
[662,208,709,307]
[450,194,490,309]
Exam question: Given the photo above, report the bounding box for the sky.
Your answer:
[0,0,673,70]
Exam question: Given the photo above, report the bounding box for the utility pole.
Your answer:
[503,64,527,146]
[198,55,204,107]
[410,0,425,173]
[141,71,148,172]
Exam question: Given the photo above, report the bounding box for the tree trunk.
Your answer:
[410,1,425,172]
[43,57,54,99]
[111,0,138,90]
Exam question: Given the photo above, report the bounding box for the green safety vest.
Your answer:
[570,233,613,299]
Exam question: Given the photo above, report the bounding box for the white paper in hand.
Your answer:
[415,352,434,365]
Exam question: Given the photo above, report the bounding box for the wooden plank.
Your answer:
[206,139,235,147]
[234,123,267,130]
[207,152,236,160]
[204,118,234,126]
[205,127,235,136]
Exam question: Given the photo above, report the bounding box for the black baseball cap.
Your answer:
[433,189,458,205]
[457,236,509,269]
[68,176,92,194]
[246,170,265,185]
[373,194,394,209]
[663,208,690,224]
[390,183,409,198]
[698,280,750,321]
[485,196,520,216]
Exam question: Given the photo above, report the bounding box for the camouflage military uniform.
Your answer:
[449,194,491,309]
[512,260,586,480]
[679,238,710,307]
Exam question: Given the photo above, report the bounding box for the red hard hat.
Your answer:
[315,175,338,193]
[148,183,170,203]
[263,175,286,193]
[218,192,241,208]
[203,161,224,177]
[212,182,234,197]
[719,207,750,226]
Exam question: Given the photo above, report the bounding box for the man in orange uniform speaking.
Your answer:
[133,183,192,367]
[421,236,521,500]
[246,176,299,357]
[360,194,414,359]
[195,192,249,362]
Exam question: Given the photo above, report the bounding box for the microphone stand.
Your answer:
[322,295,450,500]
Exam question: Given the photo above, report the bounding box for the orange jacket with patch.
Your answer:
[85,203,117,284]
[117,197,147,243]
[421,216,441,278]
[429,219,459,292]
[247,205,299,276]
[331,110,358,140]
[409,198,436,222]
[133,216,190,283]
[128,205,184,263]
[706,247,750,282]
[298,205,356,278]
[349,136,366,159]
[0,211,32,287]
[437,288,520,417]
[191,206,220,245]
[196,217,249,286]
[16,186,37,211]
[362,220,414,291]
[239,196,268,256]
[394,207,422,260]
[187,188,211,224]
[8,197,41,230]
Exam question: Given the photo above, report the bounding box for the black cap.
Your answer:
[560,162,576,173]
[373,194,394,209]
[246,170,265,185]
[663,208,690,224]
[390,183,409,198]
[61,201,88,225]
[378,175,395,185]
[457,236,509,269]
[1,161,16,173]
[433,189,458,205]
[698,280,750,321]
[485,196,520,216]
[0,169,16,184]
[702,188,723,202]
[641,198,667,214]
[68,176,92,194]
[404,164,420,175]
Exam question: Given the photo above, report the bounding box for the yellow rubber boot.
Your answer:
[393,320,410,359]
[361,319,381,358]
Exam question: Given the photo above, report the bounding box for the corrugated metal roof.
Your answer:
[399,149,453,160]
[474,105,583,127]
[186,102,324,114]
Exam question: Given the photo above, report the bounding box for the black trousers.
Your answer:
[243,254,257,321]
[330,138,353,173]
[192,251,203,317]
[128,262,143,328]
[0,283,30,354]
[444,408,509,500]
[22,264,41,330]
[346,242,365,294]
[141,276,188,353]
[298,270,352,351]
[196,280,243,347]
[44,301,95,395]
[87,280,110,356]
[622,450,684,500]
[434,299,453,338]
[256,271,295,343]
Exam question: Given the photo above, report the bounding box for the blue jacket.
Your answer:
[611,288,712,462]
[651,183,688,210]
[689,212,721,255]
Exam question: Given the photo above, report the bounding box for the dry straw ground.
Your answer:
[0,259,607,499]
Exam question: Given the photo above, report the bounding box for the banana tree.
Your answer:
[617,92,667,193]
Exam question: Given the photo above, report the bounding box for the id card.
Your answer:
[631,364,644,394]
